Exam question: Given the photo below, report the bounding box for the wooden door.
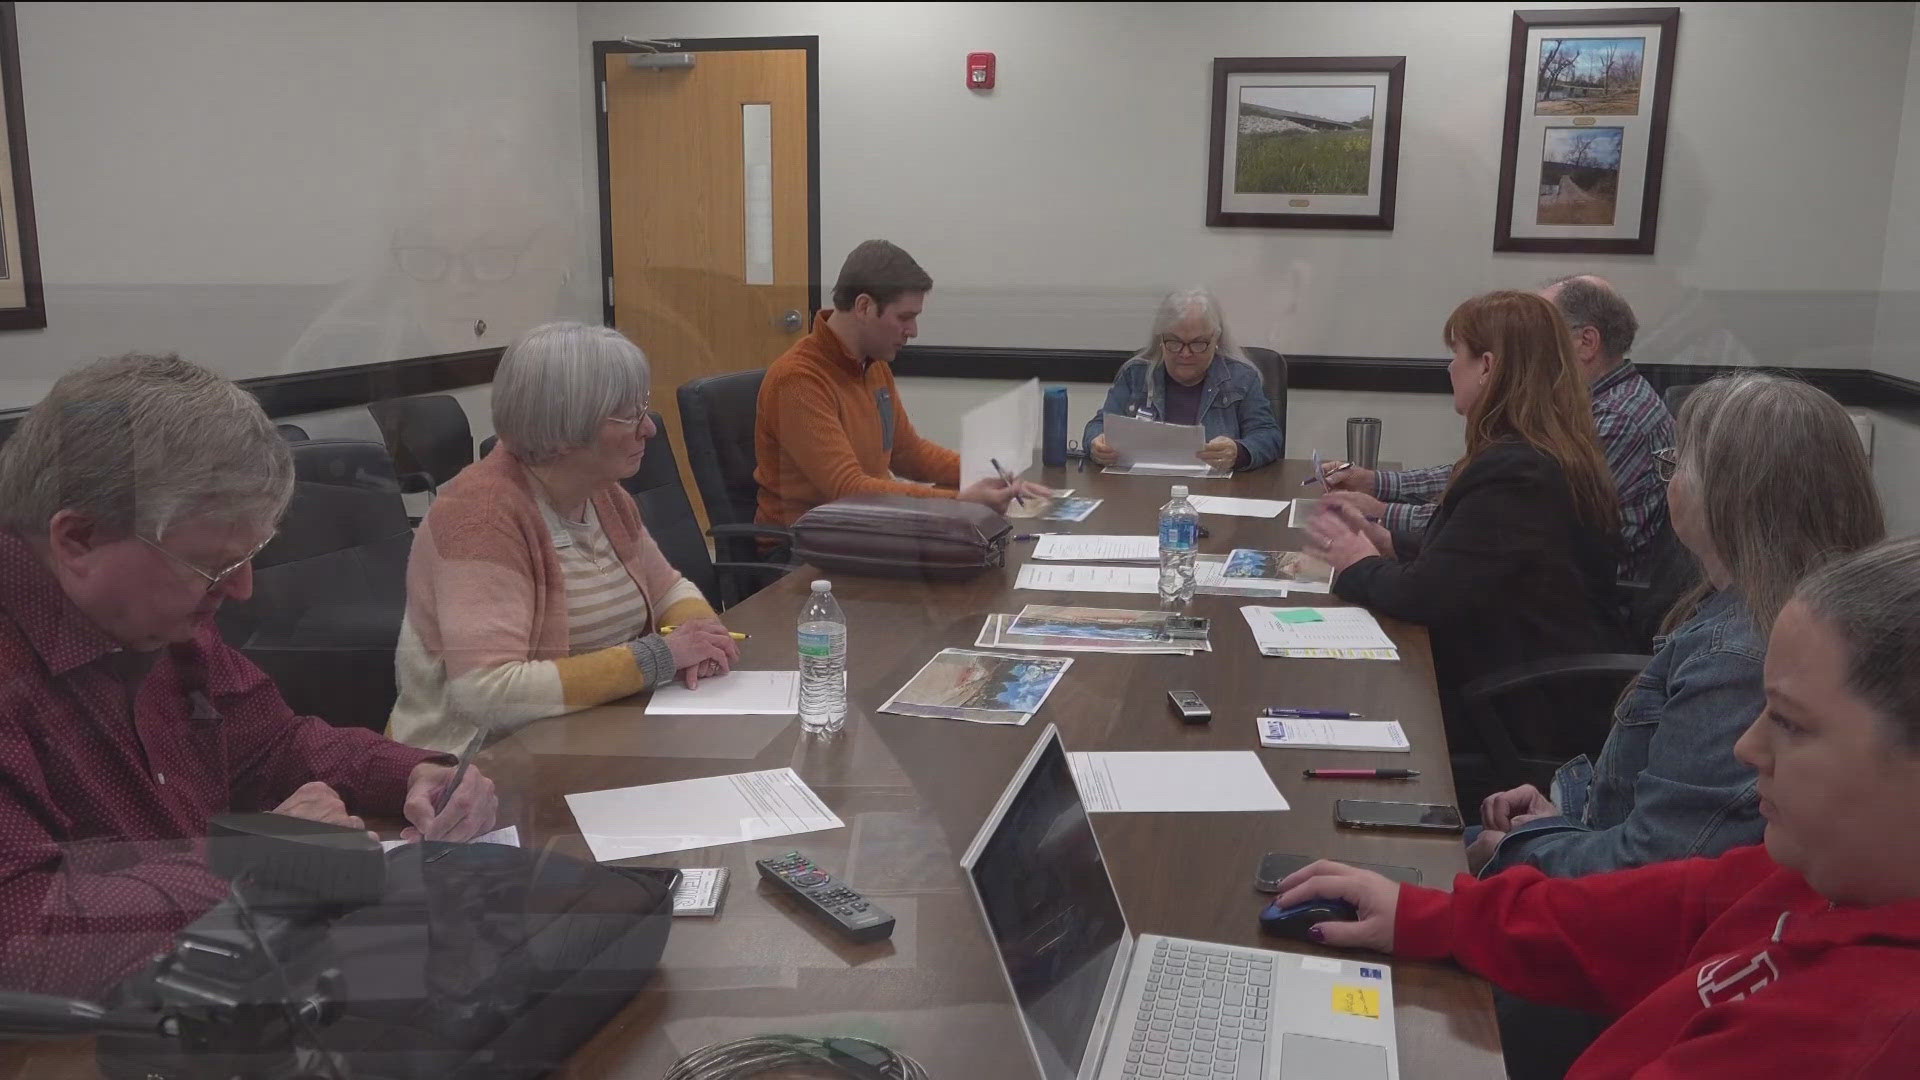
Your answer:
[602,46,813,527]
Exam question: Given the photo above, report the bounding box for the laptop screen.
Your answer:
[967,733,1130,1080]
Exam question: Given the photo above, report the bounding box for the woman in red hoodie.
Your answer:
[1277,535,1920,1079]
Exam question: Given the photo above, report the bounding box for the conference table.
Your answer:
[0,458,1505,1080]
[522,456,1506,1078]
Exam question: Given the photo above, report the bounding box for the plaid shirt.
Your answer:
[1375,361,1674,580]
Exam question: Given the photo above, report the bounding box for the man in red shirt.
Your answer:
[0,354,497,998]
[1276,537,1920,1078]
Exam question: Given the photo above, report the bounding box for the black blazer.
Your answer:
[1333,440,1626,698]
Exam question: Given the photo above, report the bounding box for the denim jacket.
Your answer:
[1482,588,1767,879]
[1082,354,1284,470]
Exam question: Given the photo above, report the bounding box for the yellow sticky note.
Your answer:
[1331,985,1381,1019]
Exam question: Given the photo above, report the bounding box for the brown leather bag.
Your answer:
[789,495,1011,580]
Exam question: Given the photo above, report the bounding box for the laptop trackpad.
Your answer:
[1280,1033,1390,1080]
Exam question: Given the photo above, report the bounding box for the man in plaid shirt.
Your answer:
[1323,276,1674,581]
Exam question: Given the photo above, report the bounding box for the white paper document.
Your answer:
[960,378,1040,488]
[644,670,800,715]
[1068,751,1289,813]
[1015,563,1160,595]
[1239,605,1401,660]
[566,768,845,862]
[1187,494,1289,518]
[1103,412,1207,470]
[1104,463,1230,479]
[1031,534,1160,562]
[381,825,520,853]
[1258,718,1410,752]
[1289,498,1319,528]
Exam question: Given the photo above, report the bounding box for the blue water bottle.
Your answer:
[1042,386,1069,467]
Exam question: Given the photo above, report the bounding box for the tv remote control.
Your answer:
[754,851,896,943]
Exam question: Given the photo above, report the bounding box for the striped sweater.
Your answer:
[388,447,715,753]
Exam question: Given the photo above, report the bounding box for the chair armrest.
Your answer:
[1460,654,1653,709]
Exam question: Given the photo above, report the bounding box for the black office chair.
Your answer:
[620,411,791,610]
[479,434,499,459]
[1454,653,1653,796]
[1662,382,1699,417]
[1241,347,1289,457]
[216,439,413,732]
[367,393,474,497]
[677,371,796,581]
[276,423,310,442]
[1617,517,1701,653]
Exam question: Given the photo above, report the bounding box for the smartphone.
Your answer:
[1334,798,1466,834]
[1255,852,1422,892]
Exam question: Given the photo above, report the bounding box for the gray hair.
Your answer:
[1542,274,1638,360]
[1667,371,1884,637]
[1795,536,1920,750]
[1135,288,1243,362]
[492,322,650,467]
[0,354,293,540]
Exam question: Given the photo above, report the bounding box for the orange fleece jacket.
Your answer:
[754,309,961,527]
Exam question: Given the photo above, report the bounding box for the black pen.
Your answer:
[422,726,487,859]
[1302,769,1419,780]
[991,457,1027,507]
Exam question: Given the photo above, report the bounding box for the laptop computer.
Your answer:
[960,726,1399,1080]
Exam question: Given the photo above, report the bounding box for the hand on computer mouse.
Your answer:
[1270,860,1401,952]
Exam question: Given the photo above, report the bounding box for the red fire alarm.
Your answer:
[967,51,996,91]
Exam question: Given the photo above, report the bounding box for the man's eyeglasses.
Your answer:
[139,533,275,594]
[1653,447,1678,483]
[1159,337,1215,355]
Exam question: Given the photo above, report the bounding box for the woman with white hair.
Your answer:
[1083,288,1284,471]
[389,322,739,753]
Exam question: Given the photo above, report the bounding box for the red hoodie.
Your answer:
[1395,844,1920,1078]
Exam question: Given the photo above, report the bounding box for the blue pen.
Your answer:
[1262,708,1364,719]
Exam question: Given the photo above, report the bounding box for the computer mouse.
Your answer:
[1259,897,1359,940]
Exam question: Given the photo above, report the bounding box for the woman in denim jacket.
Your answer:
[1474,372,1884,880]
[1083,288,1284,472]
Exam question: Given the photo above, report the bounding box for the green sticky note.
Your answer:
[1275,608,1325,625]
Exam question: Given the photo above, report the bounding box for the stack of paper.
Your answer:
[880,648,1073,726]
[978,605,1208,654]
[1015,563,1160,595]
[1102,413,1208,472]
[644,671,800,715]
[1104,463,1231,479]
[1258,718,1410,751]
[1031,534,1160,562]
[1067,751,1290,813]
[1239,605,1400,660]
[1187,494,1289,518]
[565,768,844,862]
[1221,549,1333,594]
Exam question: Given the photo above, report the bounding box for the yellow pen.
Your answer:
[659,625,749,641]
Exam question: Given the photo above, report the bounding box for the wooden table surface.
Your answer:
[0,458,1505,1080]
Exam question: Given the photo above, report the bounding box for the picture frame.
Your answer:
[1206,56,1405,230]
[0,2,44,329]
[1494,7,1681,254]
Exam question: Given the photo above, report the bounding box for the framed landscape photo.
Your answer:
[0,2,44,329]
[1495,8,1680,254]
[1206,56,1405,230]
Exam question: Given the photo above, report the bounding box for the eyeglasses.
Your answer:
[1653,447,1678,483]
[606,401,651,429]
[138,533,275,594]
[1159,337,1216,355]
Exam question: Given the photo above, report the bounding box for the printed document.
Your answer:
[645,671,801,715]
[566,768,844,862]
[1187,494,1289,518]
[1068,751,1290,813]
[1031,534,1160,562]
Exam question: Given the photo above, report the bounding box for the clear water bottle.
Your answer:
[1159,484,1199,604]
[798,579,848,732]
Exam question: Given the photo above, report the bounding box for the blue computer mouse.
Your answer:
[1259,897,1359,940]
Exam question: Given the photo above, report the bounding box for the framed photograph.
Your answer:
[1206,56,1405,230]
[1495,8,1681,254]
[0,2,44,329]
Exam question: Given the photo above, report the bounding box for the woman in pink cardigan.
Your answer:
[388,322,739,753]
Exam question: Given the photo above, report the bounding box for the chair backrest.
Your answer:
[367,393,474,489]
[1624,517,1701,651]
[479,433,499,459]
[276,423,310,442]
[677,369,767,532]
[1662,382,1699,417]
[1240,347,1289,457]
[620,412,720,608]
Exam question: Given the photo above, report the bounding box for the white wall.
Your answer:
[2,2,597,407]
[580,1,1912,371]
[1876,12,1920,384]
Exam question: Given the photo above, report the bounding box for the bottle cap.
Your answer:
[811,579,831,592]
[1171,485,1189,498]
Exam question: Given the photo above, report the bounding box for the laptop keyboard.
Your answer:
[1121,938,1274,1078]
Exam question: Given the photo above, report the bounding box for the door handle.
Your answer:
[777,309,804,332]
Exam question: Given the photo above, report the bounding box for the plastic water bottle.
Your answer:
[1159,485,1199,604]
[798,579,848,732]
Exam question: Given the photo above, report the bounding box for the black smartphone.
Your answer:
[1334,798,1466,834]
[1254,852,1423,892]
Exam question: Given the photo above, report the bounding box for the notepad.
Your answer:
[1187,494,1289,518]
[1031,534,1160,562]
[644,671,801,715]
[1258,718,1410,751]
[1240,605,1401,660]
